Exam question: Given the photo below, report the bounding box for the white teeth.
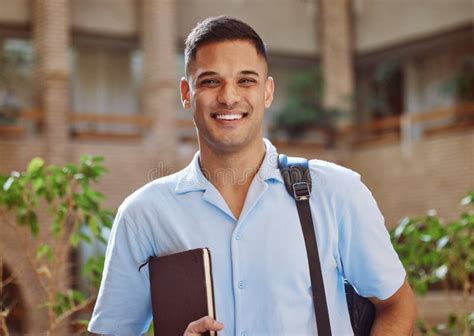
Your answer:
[215,113,243,120]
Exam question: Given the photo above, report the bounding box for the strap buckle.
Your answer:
[292,182,311,201]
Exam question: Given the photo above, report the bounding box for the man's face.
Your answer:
[180,40,274,154]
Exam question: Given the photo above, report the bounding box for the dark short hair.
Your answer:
[184,16,267,77]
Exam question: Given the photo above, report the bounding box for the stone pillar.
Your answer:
[142,0,178,172]
[318,0,354,131]
[33,0,71,164]
[32,2,71,333]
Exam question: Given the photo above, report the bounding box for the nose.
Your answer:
[217,82,241,107]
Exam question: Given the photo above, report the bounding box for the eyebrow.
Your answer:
[239,70,260,77]
[195,70,261,82]
[196,71,218,81]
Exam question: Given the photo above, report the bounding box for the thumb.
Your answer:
[184,316,224,335]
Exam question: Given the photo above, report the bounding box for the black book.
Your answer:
[148,248,217,336]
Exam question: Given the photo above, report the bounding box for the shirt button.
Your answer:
[238,280,246,289]
[235,233,242,240]
[241,332,248,336]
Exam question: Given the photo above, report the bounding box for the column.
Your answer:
[318,0,355,131]
[142,0,178,170]
[33,0,71,164]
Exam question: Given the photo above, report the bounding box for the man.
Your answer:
[89,16,416,335]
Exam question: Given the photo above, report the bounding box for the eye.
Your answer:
[239,78,257,86]
[200,79,219,86]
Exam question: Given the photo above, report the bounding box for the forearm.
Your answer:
[370,302,415,335]
[370,280,417,336]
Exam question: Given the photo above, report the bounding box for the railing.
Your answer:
[175,102,474,148]
[402,102,474,127]
[402,102,474,135]
[351,114,402,145]
[0,109,42,138]
[2,102,473,145]
[70,113,154,141]
[0,110,154,141]
[348,101,474,147]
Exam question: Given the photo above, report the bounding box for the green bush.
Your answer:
[0,156,113,335]
[391,191,473,335]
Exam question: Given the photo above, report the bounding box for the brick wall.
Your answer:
[3,130,471,230]
[345,130,473,228]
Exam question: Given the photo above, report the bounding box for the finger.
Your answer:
[184,316,224,335]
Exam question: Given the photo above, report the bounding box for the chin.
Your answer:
[214,141,247,153]
[201,136,245,153]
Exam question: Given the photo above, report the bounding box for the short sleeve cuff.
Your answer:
[374,269,407,300]
[88,323,148,336]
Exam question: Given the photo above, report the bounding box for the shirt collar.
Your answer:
[256,138,284,184]
[175,151,208,194]
[175,138,283,194]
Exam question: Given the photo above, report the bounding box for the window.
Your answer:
[368,61,404,119]
[0,38,34,126]
[70,37,142,137]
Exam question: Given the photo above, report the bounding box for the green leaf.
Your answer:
[81,255,105,288]
[70,232,80,247]
[74,319,90,326]
[98,235,108,245]
[78,231,92,244]
[51,219,61,237]
[62,163,78,175]
[99,210,114,229]
[86,189,105,202]
[36,244,53,262]
[16,206,27,225]
[53,292,72,316]
[27,157,45,177]
[32,178,45,195]
[69,289,85,304]
[91,165,107,178]
[88,216,100,236]
[28,210,39,237]
[79,155,92,166]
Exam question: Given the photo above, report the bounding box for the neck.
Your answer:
[199,140,266,189]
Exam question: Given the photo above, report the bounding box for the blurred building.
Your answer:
[0,0,472,333]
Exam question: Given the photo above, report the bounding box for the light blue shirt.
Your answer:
[88,139,406,336]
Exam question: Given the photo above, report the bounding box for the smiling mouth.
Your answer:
[211,112,248,121]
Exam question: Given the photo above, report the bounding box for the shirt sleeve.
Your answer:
[337,174,406,300]
[88,206,153,335]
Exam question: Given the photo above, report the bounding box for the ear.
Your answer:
[180,77,191,109]
[264,76,275,109]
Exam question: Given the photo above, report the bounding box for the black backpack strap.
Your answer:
[278,154,332,336]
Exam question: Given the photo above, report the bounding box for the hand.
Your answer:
[184,316,224,336]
